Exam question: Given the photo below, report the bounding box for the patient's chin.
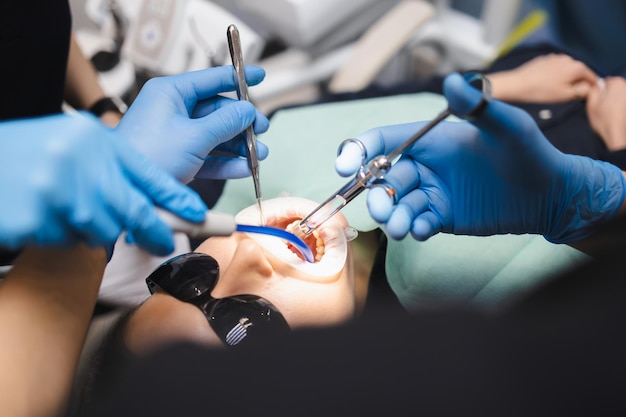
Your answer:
[236,197,348,276]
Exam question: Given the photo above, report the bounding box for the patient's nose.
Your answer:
[210,237,273,298]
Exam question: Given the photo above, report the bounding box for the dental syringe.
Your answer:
[297,155,390,236]
[298,71,491,237]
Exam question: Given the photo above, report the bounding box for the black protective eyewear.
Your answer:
[146,252,290,348]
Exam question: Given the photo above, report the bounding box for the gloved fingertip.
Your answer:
[386,205,413,240]
[335,142,364,176]
[256,141,269,160]
[334,158,353,176]
[176,195,208,223]
[385,223,409,240]
[367,187,394,222]
[244,65,266,85]
[156,241,176,257]
[443,72,485,118]
[410,217,436,241]
[334,161,350,177]
[135,224,176,256]
[253,111,270,134]
[144,240,175,257]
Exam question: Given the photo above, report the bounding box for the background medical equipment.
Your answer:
[122,0,264,75]
[72,0,529,113]
[156,208,314,263]
[298,72,491,237]
[227,24,264,226]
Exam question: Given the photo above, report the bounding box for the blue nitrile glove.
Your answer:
[0,112,207,256]
[117,66,270,184]
[336,72,626,243]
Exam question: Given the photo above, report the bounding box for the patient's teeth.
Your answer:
[286,220,325,262]
[314,231,325,262]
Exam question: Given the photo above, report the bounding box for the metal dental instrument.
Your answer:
[157,208,314,263]
[227,24,264,226]
[298,72,491,237]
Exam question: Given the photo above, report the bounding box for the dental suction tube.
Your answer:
[156,208,314,263]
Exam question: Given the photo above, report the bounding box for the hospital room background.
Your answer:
[70,0,534,114]
[67,0,595,309]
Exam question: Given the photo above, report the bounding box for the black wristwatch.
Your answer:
[88,96,128,117]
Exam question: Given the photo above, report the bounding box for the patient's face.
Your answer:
[126,197,355,352]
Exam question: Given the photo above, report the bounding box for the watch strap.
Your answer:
[88,96,128,117]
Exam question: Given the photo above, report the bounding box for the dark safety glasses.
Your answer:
[145,252,290,348]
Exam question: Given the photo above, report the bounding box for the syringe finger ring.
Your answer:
[337,138,368,165]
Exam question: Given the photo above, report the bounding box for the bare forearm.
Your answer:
[64,34,107,111]
[64,34,122,127]
[0,245,106,417]
[485,54,598,103]
[484,71,523,102]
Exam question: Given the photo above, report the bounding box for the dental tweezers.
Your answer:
[227,24,264,225]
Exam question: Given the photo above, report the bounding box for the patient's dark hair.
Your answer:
[69,306,139,417]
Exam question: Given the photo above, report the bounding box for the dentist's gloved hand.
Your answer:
[117,66,270,184]
[0,113,207,256]
[336,72,626,243]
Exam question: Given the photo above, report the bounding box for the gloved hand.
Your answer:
[0,112,207,256]
[117,65,270,184]
[336,72,626,243]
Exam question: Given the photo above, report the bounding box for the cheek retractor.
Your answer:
[156,208,315,263]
